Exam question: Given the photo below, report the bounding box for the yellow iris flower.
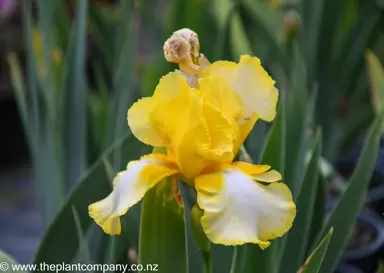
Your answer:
[89,52,296,248]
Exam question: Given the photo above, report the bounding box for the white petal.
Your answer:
[89,154,178,235]
[195,167,295,247]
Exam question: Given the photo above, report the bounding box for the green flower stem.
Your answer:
[202,250,212,273]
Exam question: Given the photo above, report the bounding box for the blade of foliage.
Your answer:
[139,178,187,273]
[317,0,380,160]
[210,246,233,273]
[285,46,308,199]
[21,0,39,148]
[110,0,140,169]
[0,250,25,273]
[20,0,64,226]
[63,0,88,193]
[8,54,30,141]
[36,0,56,112]
[213,0,236,61]
[71,206,92,264]
[305,174,326,258]
[298,228,333,273]
[33,133,146,271]
[239,0,286,70]
[336,2,380,95]
[316,113,384,273]
[366,50,384,115]
[230,12,253,58]
[242,96,285,273]
[300,0,324,83]
[8,53,62,226]
[52,0,70,49]
[179,182,203,273]
[281,130,322,273]
[229,246,244,273]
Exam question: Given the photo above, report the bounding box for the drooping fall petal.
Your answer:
[89,154,178,235]
[194,164,295,247]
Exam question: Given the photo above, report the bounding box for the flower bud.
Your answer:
[191,205,210,252]
[282,10,301,41]
[163,28,200,75]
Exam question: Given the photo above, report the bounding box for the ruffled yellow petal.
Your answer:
[233,113,259,157]
[235,55,278,121]
[149,77,211,179]
[199,76,244,121]
[127,72,191,147]
[89,154,178,235]
[200,100,235,163]
[202,55,278,122]
[199,76,246,163]
[152,71,192,101]
[148,72,238,179]
[150,81,191,144]
[128,98,165,147]
[175,122,211,180]
[201,61,237,84]
[254,170,282,182]
[194,165,295,247]
[231,162,270,174]
[172,97,235,179]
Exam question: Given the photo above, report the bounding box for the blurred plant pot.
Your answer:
[327,198,384,273]
[341,209,384,273]
[337,136,384,214]
[335,264,363,273]
[366,142,384,213]
[0,98,30,167]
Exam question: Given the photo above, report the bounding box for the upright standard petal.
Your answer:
[150,73,238,179]
[127,72,191,147]
[200,100,236,163]
[232,113,258,157]
[150,76,211,179]
[194,164,295,247]
[202,55,278,122]
[89,154,178,235]
[199,76,244,162]
[199,76,244,121]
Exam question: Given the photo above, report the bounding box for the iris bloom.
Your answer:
[89,51,296,247]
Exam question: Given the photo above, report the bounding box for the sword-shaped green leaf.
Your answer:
[0,251,25,273]
[139,178,187,273]
[316,113,384,273]
[280,130,322,273]
[298,228,333,273]
[33,133,147,272]
[366,50,384,116]
[62,0,88,193]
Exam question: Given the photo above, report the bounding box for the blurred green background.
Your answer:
[0,0,384,272]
